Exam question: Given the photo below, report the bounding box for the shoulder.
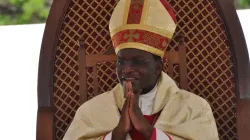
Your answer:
[176,90,209,106]
[76,90,116,115]
[168,89,212,114]
[67,90,120,135]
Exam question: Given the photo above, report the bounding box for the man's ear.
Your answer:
[156,60,163,76]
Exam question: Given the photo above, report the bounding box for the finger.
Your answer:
[125,81,128,98]
[125,94,132,115]
[125,81,131,97]
[125,82,129,92]
[127,82,132,96]
[130,93,139,110]
[133,93,139,107]
[123,81,129,98]
[122,93,130,112]
[127,93,131,109]
[129,93,134,112]
[128,82,133,95]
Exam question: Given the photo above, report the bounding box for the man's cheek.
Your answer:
[138,68,147,73]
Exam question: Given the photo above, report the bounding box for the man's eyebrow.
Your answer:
[132,56,145,59]
[117,55,144,59]
[117,56,123,59]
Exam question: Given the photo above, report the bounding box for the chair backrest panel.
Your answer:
[53,0,237,139]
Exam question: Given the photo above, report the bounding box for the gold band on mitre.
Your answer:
[109,0,177,58]
[115,42,165,58]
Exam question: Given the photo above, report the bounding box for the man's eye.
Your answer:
[133,60,146,65]
[133,60,141,65]
[117,60,125,65]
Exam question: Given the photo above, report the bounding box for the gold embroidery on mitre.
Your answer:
[110,24,175,39]
[123,30,141,42]
[115,42,165,58]
[123,0,131,24]
[110,0,177,57]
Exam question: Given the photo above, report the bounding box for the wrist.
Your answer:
[112,126,127,140]
[140,124,154,140]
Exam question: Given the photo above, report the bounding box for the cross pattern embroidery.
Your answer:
[162,40,168,48]
[124,30,140,42]
[131,0,144,10]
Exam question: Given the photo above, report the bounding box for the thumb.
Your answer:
[130,92,139,111]
[122,93,130,112]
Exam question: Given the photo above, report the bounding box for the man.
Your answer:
[63,0,219,139]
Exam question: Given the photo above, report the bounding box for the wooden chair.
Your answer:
[37,0,250,140]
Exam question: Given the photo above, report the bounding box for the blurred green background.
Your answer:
[0,0,51,25]
[0,0,249,25]
[237,0,250,8]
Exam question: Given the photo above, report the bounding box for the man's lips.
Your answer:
[121,77,140,81]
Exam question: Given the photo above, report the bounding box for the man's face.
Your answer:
[116,49,161,95]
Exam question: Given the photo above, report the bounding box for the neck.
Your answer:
[140,83,157,95]
[140,76,159,95]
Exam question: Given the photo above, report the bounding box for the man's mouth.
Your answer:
[122,77,140,81]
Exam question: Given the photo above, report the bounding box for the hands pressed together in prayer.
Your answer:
[112,82,154,140]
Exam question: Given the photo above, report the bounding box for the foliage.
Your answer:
[0,0,49,25]
[0,0,249,25]
[239,0,250,9]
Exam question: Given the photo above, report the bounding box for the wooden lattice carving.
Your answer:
[53,0,236,139]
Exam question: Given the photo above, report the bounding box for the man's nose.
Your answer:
[121,64,135,73]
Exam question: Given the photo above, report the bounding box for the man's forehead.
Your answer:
[117,49,152,58]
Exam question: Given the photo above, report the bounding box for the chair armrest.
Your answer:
[36,107,54,140]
